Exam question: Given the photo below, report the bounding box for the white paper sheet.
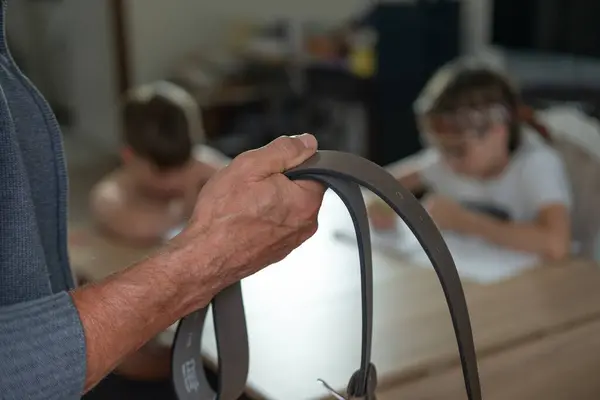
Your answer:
[334,218,540,285]
[167,190,540,284]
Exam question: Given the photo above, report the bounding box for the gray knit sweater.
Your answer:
[0,2,86,399]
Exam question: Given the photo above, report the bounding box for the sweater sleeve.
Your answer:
[0,291,86,400]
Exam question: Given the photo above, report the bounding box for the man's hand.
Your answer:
[72,134,325,393]
[423,194,468,231]
[175,133,326,295]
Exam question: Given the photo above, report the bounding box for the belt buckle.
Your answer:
[318,379,349,400]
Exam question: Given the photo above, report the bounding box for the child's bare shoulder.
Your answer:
[89,170,130,216]
[192,144,230,168]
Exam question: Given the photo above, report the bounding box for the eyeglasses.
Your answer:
[421,129,486,161]
[418,103,510,158]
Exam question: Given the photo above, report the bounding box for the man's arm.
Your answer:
[454,204,571,260]
[1,134,324,400]
[0,233,220,398]
[74,134,324,392]
[71,234,222,392]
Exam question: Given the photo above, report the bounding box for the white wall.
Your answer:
[126,0,369,85]
[7,0,491,153]
[7,0,121,152]
[126,0,491,85]
[6,2,40,82]
[67,0,122,152]
[462,0,492,55]
[6,1,71,109]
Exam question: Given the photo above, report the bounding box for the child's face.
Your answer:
[429,123,510,179]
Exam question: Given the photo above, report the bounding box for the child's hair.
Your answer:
[122,94,193,170]
[414,60,550,152]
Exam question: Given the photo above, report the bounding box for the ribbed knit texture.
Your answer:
[0,1,86,398]
[0,293,86,399]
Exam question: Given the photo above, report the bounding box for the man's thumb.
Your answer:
[252,134,318,176]
[294,133,318,152]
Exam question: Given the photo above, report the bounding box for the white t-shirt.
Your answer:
[419,127,572,223]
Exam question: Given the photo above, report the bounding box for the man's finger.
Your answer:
[293,180,326,198]
[239,134,318,177]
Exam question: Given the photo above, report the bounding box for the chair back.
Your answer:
[538,106,600,258]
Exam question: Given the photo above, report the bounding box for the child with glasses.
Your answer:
[369,62,572,260]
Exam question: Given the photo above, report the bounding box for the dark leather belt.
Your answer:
[171,150,482,400]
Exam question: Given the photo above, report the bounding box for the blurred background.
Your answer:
[11,0,600,399]
[12,0,600,180]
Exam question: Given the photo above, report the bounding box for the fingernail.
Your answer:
[292,133,316,149]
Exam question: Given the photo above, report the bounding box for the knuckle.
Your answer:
[232,150,257,170]
[299,223,319,243]
[273,136,303,159]
[308,220,319,235]
[297,199,320,222]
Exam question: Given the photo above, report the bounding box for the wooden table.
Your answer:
[69,190,600,400]
[69,226,150,280]
[383,318,600,400]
